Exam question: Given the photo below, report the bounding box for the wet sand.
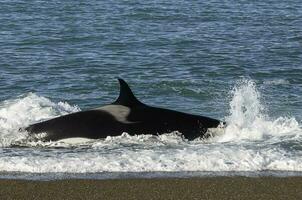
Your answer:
[0,177,301,200]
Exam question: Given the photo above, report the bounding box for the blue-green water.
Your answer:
[0,0,301,177]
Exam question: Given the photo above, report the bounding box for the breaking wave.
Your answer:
[0,80,301,174]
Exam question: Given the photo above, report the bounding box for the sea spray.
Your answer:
[217,79,301,142]
[0,82,301,174]
[0,93,80,147]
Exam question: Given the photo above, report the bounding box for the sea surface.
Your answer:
[0,0,302,179]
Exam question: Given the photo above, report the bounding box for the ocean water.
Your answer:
[0,0,301,179]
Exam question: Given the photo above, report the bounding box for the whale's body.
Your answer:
[25,79,222,141]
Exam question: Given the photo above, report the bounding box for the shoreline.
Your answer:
[1,177,302,200]
[1,170,302,181]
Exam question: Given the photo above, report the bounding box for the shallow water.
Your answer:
[0,0,301,178]
[0,80,301,177]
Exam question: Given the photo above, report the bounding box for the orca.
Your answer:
[24,79,223,141]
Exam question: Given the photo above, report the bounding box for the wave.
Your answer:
[214,79,301,142]
[0,93,80,147]
[0,80,301,174]
[0,80,301,147]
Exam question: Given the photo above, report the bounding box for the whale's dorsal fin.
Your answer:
[113,79,144,107]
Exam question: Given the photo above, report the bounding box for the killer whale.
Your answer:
[24,79,222,141]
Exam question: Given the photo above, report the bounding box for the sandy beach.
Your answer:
[0,177,301,200]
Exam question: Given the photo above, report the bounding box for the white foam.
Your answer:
[0,93,80,147]
[216,79,301,142]
[0,139,301,173]
[0,82,301,174]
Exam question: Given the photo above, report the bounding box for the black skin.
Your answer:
[25,105,221,141]
[24,79,223,141]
